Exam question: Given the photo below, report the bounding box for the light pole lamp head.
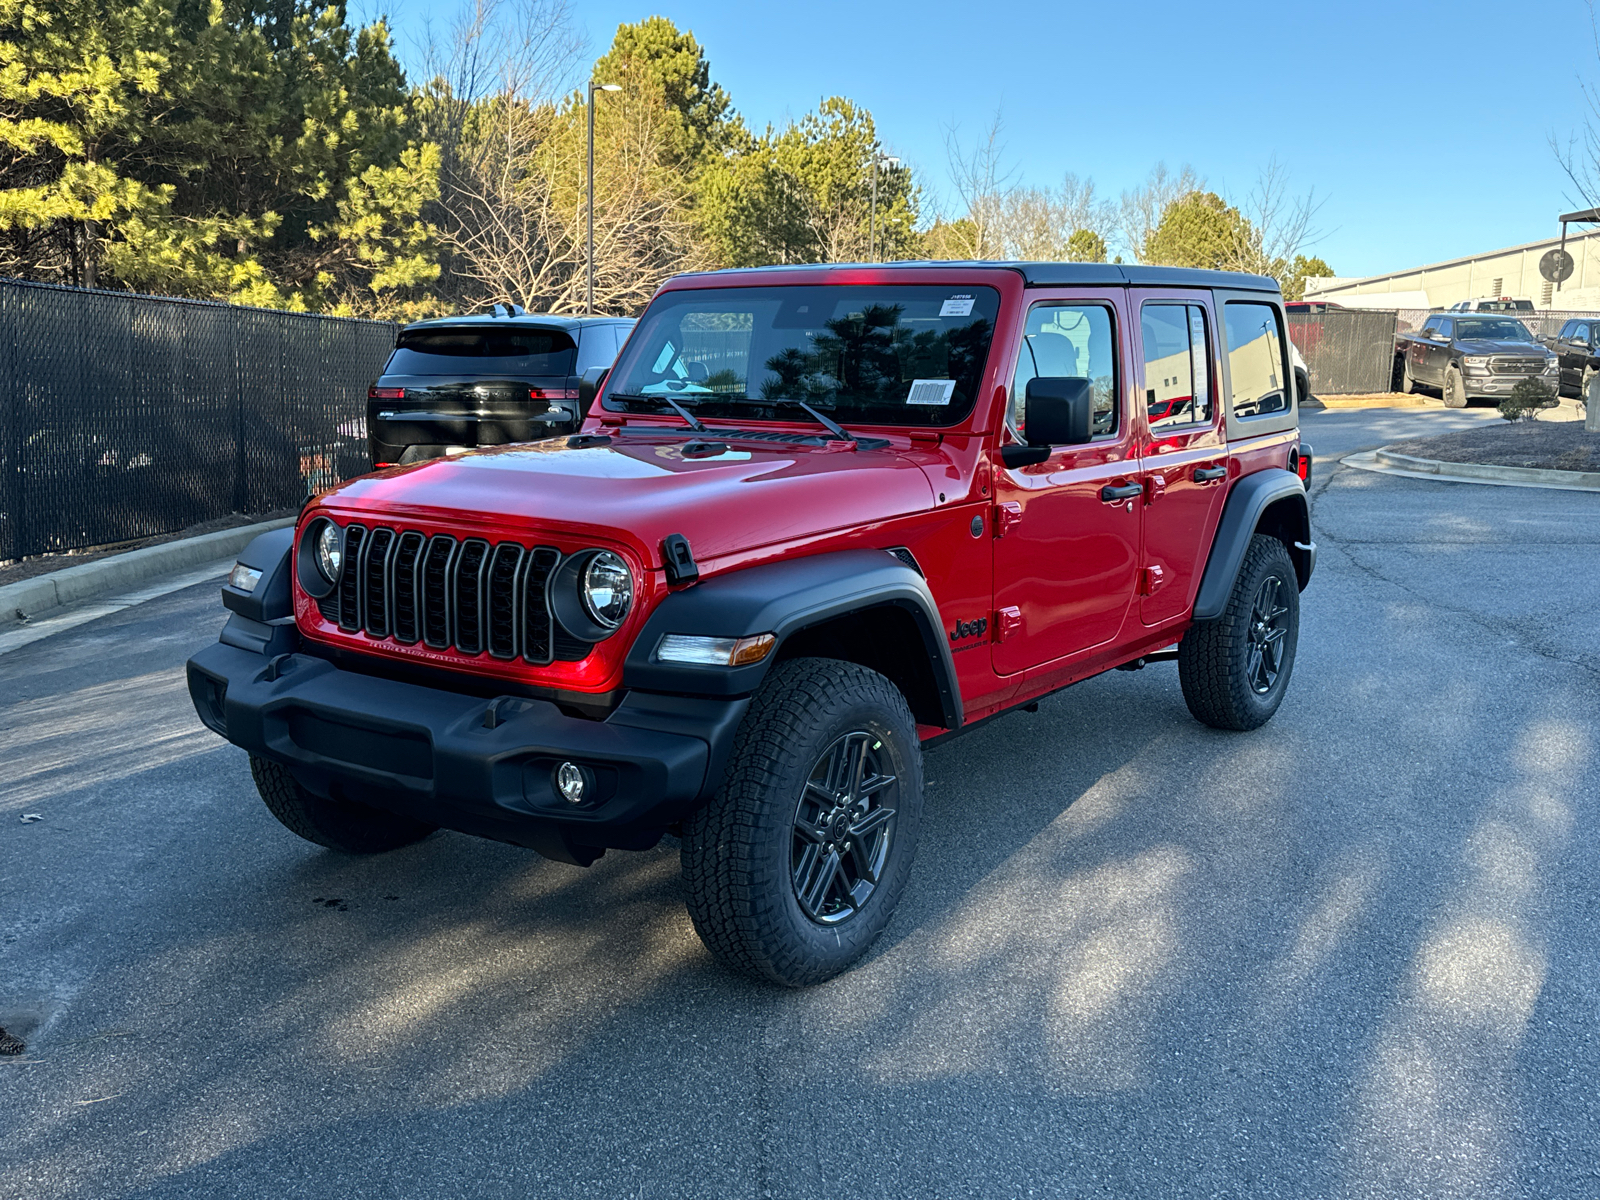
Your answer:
[595,83,622,93]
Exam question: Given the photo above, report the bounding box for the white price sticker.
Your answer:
[939,296,975,317]
[906,379,957,406]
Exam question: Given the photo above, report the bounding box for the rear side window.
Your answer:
[1223,302,1290,420]
[386,327,577,376]
[1141,303,1212,430]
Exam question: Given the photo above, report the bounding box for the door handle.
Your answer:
[1194,466,1227,482]
[1100,482,1143,502]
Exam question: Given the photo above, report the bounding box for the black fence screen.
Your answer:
[1287,308,1400,396]
[0,278,396,561]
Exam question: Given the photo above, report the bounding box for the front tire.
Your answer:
[681,659,923,987]
[1178,535,1300,732]
[250,756,436,854]
[1443,365,1469,408]
[1401,356,1419,394]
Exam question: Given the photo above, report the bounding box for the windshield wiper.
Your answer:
[607,393,710,432]
[768,398,853,442]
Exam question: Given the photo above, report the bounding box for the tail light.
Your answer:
[1291,442,1312,484]
[370,386,404,400]
[531,388,580,401]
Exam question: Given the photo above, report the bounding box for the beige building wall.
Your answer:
[1304,229,1600,310]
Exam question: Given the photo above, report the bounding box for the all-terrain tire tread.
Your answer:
[1177,534,1299,732]
[681,658,919,987]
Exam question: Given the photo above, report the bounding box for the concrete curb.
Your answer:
[1341,448,1600,493]
[0,518,295,622]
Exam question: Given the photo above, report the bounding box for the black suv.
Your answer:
[368,310,635,466]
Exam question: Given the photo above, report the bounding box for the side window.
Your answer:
[1010,304,1119,439]
[1438,317,1454,339]
[1141,303,1213,431]
[1576,322,1590,344]
[1222,301,1290,420]
[1421,316,1442,335]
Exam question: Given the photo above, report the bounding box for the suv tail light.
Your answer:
[370,386,405,400]
[531,388,580,401]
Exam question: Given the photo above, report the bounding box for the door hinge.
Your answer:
[1139,564,1167,595]
[993,501,1022,537]
[995,605,1023,641]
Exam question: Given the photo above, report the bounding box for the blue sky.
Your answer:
[361,0,1595,279]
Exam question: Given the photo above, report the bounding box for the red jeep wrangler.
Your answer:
[189,263,1315,986]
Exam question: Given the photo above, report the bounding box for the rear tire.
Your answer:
[681,659,923,987]
[249,755,436,854]
[1178,535,1300,732]
[1443,365,1469,408]
[1401,356,1419,394]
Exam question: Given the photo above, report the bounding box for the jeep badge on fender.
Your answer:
[188,262,1314,988]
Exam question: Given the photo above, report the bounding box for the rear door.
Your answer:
[991,291,1142,675]
[1133,290,1228,626]
[1558,321,1588,390]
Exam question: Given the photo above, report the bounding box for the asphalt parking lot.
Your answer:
[3,407,1597,1200]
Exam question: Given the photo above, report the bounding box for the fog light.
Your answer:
[227,562,262,593]
[554,761,590,804]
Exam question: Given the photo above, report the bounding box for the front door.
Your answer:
[1132,292,1229,625]
[992,295,1142,676]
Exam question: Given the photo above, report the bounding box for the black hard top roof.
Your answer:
[401,311,635,332]
[668,261,1280,292]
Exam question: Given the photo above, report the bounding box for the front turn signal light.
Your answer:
[654,632,776,667]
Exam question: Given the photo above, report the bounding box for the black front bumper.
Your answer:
[187,641,748,865]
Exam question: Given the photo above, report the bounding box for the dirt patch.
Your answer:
[0,509,296,590]
[1386,421,1600,472]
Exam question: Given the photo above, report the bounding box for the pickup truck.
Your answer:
[1396,312,1559,407]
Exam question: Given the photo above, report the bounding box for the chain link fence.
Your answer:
[1286,308,1401,396]
[0,278,395,562]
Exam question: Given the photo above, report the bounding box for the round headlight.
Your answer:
[315,521,343,583]
[580,551,633,629]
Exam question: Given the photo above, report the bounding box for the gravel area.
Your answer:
[0,510,296,589]
[1386,420,1600,472]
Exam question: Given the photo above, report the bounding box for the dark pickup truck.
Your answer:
[1396,312,1560,407]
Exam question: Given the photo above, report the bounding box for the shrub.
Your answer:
[1498,377,1557,422]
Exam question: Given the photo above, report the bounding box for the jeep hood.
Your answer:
[320,435,938,567]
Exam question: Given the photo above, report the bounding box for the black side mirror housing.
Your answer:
[1001,377,1094,468]
[578,366,610,419]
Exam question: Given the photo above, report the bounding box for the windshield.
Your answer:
[1454,318,1536,342]
[603,285,1002,426]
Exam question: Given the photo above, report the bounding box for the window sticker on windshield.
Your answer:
[907,379,957,405]
[939,296,975,318]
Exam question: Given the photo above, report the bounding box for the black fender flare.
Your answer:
[1192,469,1313,622]
[217,526,300,657]
[623,548,963,729]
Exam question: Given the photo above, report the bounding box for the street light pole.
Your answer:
[586,81,622,315]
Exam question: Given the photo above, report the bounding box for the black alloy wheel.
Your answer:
[791,731,898,924]
[1177,534,1301,732]
[681,657,924,987]
[1244,574,1292,695]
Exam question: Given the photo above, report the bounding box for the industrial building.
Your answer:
[1305,225,1600,311]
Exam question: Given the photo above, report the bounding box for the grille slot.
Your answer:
[362,527,394,638]
[486,543,524,659]
[421,535,456,648]
[521,547,561,664]
[337,524,366,631]
[391,531,426,644]
[451,539,491,655]
[309,522,575,663]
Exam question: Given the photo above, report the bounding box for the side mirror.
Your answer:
[1001,377,1094,468]
[578,366,609,418]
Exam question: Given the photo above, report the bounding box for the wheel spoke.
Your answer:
[848,836,879,886]
[795,847,842,918]
[857,771,897,800]
[845,734,869,804]
[1246,643,1266,692]
[849,805,894,840]
[793,817,828,845]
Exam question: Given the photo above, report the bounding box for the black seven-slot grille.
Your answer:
[1490,357,1547,375]
[315,524,588,664]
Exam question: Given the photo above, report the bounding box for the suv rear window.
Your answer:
[386,327,577,376]
[604,285,1002,427]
